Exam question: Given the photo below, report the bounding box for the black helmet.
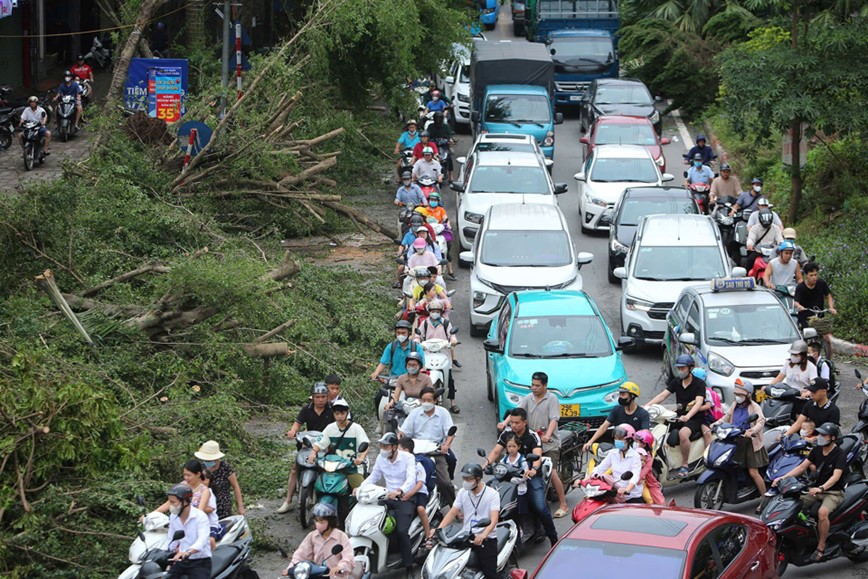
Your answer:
[758,209,773,227]
[406,352,423,366]
[311,381,328,396]
[76,54,84,60]
[410,213,424,226]
[692,153,703,161]
[167,483,193,503]
[64,70,73,80]
[816,422,840,438]
[433,111,444,122]
[720,163,731,171]
[461,463,483,479]
[395,320,412,331]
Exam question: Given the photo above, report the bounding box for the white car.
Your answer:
[458,133,553,171]
[460,203,593,336]
[435,44,472,126]
[452,149,568,251]
[614,213,744,347]
[574,144,674,232]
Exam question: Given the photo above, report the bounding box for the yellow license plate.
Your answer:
[560,404,581,418]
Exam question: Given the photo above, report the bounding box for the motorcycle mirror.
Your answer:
[446,289,456,297]
[138,530,146,542]
[332,544,344,555]
[525,454,540,462]
[302,437,313,448]
[621,471,633,480]
[378,388,389,398]
[447,425,457,436]
[358,442,369,453]
[477,448,487,457]
[435,388,446,399]
[682,171,688,178]
[856,369,862,380]
[171,530,186,541]
[452,327,460,335]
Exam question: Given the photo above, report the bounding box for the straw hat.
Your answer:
[194,440,225,461]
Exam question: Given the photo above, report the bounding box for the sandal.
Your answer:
[450,405,461,414]
[676,466,689,478]
[553,508,568,519]
[452,359,462,368]
[810,548,824,562]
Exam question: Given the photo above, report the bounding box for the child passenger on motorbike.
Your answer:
[577,424,644,503]
[634,430,664,504]
[398,437,434,541]
[284,502,355,577]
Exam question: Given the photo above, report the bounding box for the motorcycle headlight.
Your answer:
[649,110,660,124]
[707,352,735,376]
[294,562,311,579]
[713,448,733,467]
[357,511,385,535]
[493,463,508,477]
[625,295,653,311]
[647,405,661,420]
[610,238,628,254]
[543,131,555,147]
[464,211,484,225]
[718,215,733,226]
[715,428,731,440]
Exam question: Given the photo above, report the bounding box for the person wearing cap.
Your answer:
[70,54,94,84]
[308,399,369,490]
[743,209,784,270]
[18,96,52,153]
[746,196,783,228]
[583,380,650,452]
[686,133,717,166]
[407,236,440,273]
[774,227,808,266]
[424,88,450,116]
[773,422,846,561]
[395,120,421,180]
[370,321,426,381]
[194,440,245,519]
[730,177,764,216]
[415,192,456,280]
[645,355,707,478]
[711,379,768,507]
[763,240,803,289]
[685,152,714,186]
[411,146,443,184]
[53,70,83,130]
[386,352,434,411]
[356,432,419,578]
[411,130,439,162]
[395,171,427,207]
[782,377,839,443]
[795,262,837,354]
[165,483,212,579]
[415,298,461,394]
[395,223,439,288]
[709,162,742,206]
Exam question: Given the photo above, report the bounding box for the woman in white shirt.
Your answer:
[577,424,644,503]
[769,339,817,392]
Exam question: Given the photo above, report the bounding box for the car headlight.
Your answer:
[625,295,653,311]
[707,352,735,376]
[655,155,665,167]
[543,130,555,147]
[649,110,660,123]
[294,562,311,579]
[603,390,620,404]
[473,290,487,308]
[464,211,484,224]
[457,92,469,103]
[588,195,608,207]
[610,238,628,254]
[713,448,733,467]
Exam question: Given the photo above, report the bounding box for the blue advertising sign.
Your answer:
[124,58,189,117]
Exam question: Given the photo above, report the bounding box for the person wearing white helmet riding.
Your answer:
[746,196,783,228]
[411,146,442,184]
[308,398,369,490]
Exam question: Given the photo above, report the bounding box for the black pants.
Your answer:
[166,557,211,579]
[389,499,417,569]
[472,537,498,579]
[433,454,456,506]
[447,370,456,400]
[626,497,645,504]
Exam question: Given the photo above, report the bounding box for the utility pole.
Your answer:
[220,0,231,116]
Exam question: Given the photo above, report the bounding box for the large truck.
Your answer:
[525,0,620,106]
[470,41,563,158]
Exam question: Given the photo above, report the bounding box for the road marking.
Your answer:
[669,101,694,150]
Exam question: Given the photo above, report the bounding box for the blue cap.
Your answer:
[675,354,695,367]
[778,240,796,252]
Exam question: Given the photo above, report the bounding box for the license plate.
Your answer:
[560,404,581,418]
[569,95,581,101]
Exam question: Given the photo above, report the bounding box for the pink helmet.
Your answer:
[613,423,636,441]
[634,429,654,448]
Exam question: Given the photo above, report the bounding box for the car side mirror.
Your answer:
[545,158,554,168]
[577,252,593,267]
[660,137,671,145]
[662,173,674,182]
[358,442,369,453]
[471,111,480,123]
[731,267,747,277]
[613,267,626,279]
[450,181,465,192]
[483,338,502,353]
[554,183,568,194]
[654,95,663,102]
[679,332,698,346]
[444,76,455,85]
[460,251,474,263]
[579,136,590,145]
[617,336,635,350]
[573,172,586,182]
[456,156,467,165]
[554,112,564,124]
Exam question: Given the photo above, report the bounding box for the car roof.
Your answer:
[594,78,648,87]
[487,84,549,95]
[485,203,565,231]
[477,133,536,143]
[475,150,546,167]
[596,115,654,126]
[566,504,747,550]
[638,214,718,246]
[592,144,653,159]
[510,290,596,317]
[622,186,691,199]
[687,284,786,307]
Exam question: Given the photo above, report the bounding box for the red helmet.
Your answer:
[634,429,654,448]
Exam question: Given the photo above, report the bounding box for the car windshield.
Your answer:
[549,37,613,63]
[595,123,657,146]
[509,315,613,358]
[475,142,537,154]
[619,198,697,226]
[469,165,550,194]
[535,539,685,576]
[704,303,800,345]
[590,157,659,183]
[481,230,572,267]
[633,246,727,281]
[485,95,551,124]
[595,85,653,105]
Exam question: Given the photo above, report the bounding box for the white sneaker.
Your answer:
[276,500,294,513]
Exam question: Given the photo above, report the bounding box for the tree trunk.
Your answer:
[186,0,207,50]
[788,1,803,224]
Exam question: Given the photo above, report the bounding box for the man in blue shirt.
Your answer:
[370,320,425,380]
[53,70,83,130]
[395,120,421,153]
[395,172,427,207]
[685,153,714,186]
[425,89,449,115]
[730,177,763,216]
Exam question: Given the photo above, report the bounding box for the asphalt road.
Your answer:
[435,7,867,579]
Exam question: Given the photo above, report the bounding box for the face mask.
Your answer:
[65,77,72,82]
[422,402,435,412]
[817,435,830,447]
[753,185,762,193]
[203,460,216,468]
[380,449,393,459]
[462,480,476,490]
[407,366,419,376]
[396,334,408,343]
[693,161,702,168]
[430,312,441,320]
[735,395,746,405]
[415,247,424,254]
[790,355,801,364]
[618,397,630,406]
[169,504,182,516]
[676,369,689,380]
[799,428,810,437]
[614,440,627,450]
[432,95,440,101]
[430,201,439,208]
[314,520,329,535]
[408,129,416,135]
[403,180,411,186]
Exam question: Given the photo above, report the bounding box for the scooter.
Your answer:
[761,383,802,429]
[711,197,737,252]
[295,430,324,529]
[417,176,438,201]
[286,543,371,579]
[55,94,78,142]
[84,35,112,69]
[851,370,868,468]
[694,418,764,510]
[421,519,519,579]
[571,473,627,524]
[687,181,712,214]
[426,220,450,263]
[21,121,47,171]
[0,108,14,150]
[646,404,706,486]
[312,441,370,522]
[761,476,868,575]
[758,433,811,511]
[419,338,455,394]
[731,208,753,263]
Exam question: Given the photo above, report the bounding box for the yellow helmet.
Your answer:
[619,382,641,397]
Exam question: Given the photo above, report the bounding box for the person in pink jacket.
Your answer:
[634,430,665,505]
[285,502,355,577]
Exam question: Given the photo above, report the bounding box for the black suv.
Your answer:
[607,186,699,283]
[580,78,662,134]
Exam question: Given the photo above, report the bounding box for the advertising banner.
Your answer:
[124,58,188,121]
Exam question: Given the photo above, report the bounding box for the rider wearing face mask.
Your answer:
[773,423,846,562]
[583,381,650,452]
[769,339,817,393]
[415,192,456,281]
[415,300,461,411]
[782,377,840,443]
[579,424,644,503]
[285,502,355,577]
[395,171,427,207]
[685,153,714,186]
[730,177,764,217]
[407,237,440,273]
[165,484,212,579]
[387,352,433,410]
[370,320,426,381]
[431,463,500,579]
[399,386,457,506]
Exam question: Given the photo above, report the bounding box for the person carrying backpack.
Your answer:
[398,437,434,541]
[692,368,722,448]
[808,342,837,400]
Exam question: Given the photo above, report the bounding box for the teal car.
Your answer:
[484,290,632,425]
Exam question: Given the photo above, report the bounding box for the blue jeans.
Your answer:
[526,476,558,543]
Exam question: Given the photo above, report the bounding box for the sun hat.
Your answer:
[194,440,225,461]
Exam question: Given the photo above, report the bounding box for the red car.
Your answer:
[580,115,672,172]
[510,504,779,579]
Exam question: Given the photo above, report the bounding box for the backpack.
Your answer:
[818,356,838,396]
[416,454,437,494]
[705,388,724,421]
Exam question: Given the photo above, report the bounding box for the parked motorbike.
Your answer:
[852,370,868,468]
[294,430,324,529]
[421,519,519,579]
[0,109,14,150]
[21,121,47,171]
[761,476,868,574]
[85,35,112,69]
[694,417,764,510]
[646,404,706,486]
[286,544,371,579]
[55,94,78,142]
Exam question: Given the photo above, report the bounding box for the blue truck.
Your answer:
[525,0,620,106]
[469,41,564,159]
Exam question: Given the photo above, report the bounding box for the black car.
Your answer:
[607,186,699,283]
[580,78,662,134]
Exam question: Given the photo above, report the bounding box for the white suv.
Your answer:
[435,44,471,126]
[460,203,593,336]
[614,214,744,347]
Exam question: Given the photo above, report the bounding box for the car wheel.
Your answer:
[661,347,675,381]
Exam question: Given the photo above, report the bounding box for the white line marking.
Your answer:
[669,100,694,150]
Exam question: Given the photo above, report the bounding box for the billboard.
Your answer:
[124,58,188,122]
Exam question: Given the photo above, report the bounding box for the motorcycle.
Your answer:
[419,338,455,396]
[687,181,712,214]
[731,208,753,263]
[287,544,371,579]
[294,430,324,529]
[745,243,776,280]
[761,382,802,429]
[311,440,370,522]
[0,108,14,150]
[21,121,47,171]
[399,148,414,176]
[571,473,631,524]
[417,176,438,201]
[645,404,706,486]
[851,370,868,469]
[56,94,78,142]
[694,417,764,510]
[397,203,418,239]
[425,219,450,264]
[711,197,737,254]
[758,433,812,511]
[421,519,519,579]
[761,476,868,575]
[85,35,112,69]
[77,77,93,108]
